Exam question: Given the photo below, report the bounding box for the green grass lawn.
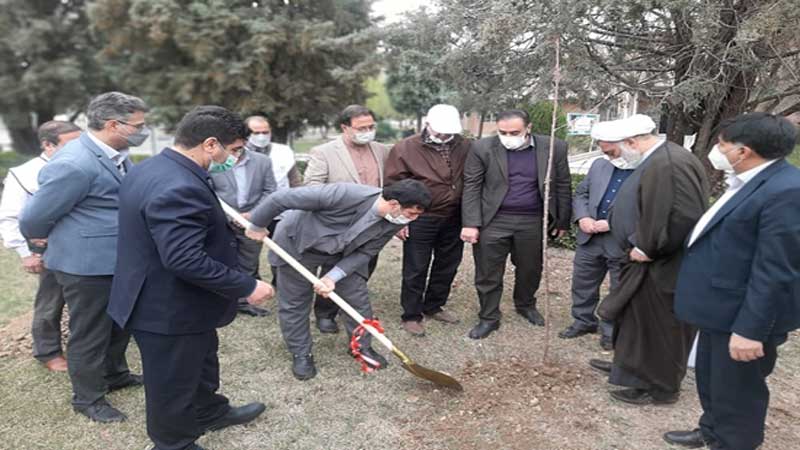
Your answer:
[0,248,39,327]
[788,144,800,166]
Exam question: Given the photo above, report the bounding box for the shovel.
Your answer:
[219,199,463,391]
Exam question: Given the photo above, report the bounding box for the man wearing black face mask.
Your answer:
[20,91,149,423]
[384,104,471,337]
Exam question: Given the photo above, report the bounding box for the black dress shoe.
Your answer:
[516,308,545,326]
[610,388,679,405]
[351,346,388,370]
[292,354,317,381]
[238,304,271,317]
[558,324,597,339]
[316,317,339,334]
[205,402,266,432]
[663,429,707,448]
[468,320,500,339]
[108,373,143,392]
[588,359,612,374]
[600,335,614,351]
[74,398,127,423]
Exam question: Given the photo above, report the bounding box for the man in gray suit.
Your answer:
[558,122,635,350]
[245,180,431,380]
[461,109,572,339]
[20,92,148,423]
[212,144,277,317]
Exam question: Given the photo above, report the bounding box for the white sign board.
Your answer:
[567,113,601,136]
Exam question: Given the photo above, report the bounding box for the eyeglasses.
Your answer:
[113,119,147,130]
[348,124,376,133]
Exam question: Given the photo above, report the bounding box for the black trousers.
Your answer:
[313,254,378,321]
[400,215,464,322]
[52,271,131,407]
[696,330,785,450]
[134,329,230,450]
[267,219,279,287]
[233,225,263,307]
[31,268,66,362]
[472,214,543,322]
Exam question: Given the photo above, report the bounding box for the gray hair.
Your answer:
[38,120,81,145]
[244,115,270,129]
[86,91,149,130]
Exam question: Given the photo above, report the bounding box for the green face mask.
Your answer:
[209,142,237,173]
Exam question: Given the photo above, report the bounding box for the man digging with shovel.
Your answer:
[244,180,432,380]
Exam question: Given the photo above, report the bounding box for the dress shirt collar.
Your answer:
[725,159,779,190]
[87,131,128,165]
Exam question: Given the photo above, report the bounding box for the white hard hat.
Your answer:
[425,104,462,134]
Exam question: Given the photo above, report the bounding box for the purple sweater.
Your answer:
[499,149,543,216]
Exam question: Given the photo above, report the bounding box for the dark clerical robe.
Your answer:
[599,141,709,394]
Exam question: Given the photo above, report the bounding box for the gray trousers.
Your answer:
[31,268,66,362]
[277,251,373,356]
[53,271,132,407]
[569,233,622,337]
[233,226,263,305]
[473,214,543,322]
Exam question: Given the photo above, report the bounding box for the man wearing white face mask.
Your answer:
[665,113,800,450]
[461,109,572,339]
[384,104,471,337]
[591,114,709,406]
[244,179,432,380]
[303,105,391,333]
[558,121,636,350]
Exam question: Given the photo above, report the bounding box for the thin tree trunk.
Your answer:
[477,111,486,138]
[541,35,561,366]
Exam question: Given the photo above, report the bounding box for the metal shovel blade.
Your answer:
[392,348,463,391]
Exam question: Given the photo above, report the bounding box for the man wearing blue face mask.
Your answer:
[665,113,800,450]
[20,91,149,423]
[244,179,432,380]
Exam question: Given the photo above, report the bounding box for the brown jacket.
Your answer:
[384,133,471,217]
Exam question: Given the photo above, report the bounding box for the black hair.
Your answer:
[338,105,375,127]
[383,179,432,209]
[37,120,81,145]
[496,109,530,126]
[719,112,798,159]
[174,106,248,148]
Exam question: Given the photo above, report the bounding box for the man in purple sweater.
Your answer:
[461,109,572,339]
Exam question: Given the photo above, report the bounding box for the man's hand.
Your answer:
[314,276,336,298]
[593,220,610,233]
[395,226,410,241]
[578,218,596,234]
[460,227,480,244]
[22,255,44,274]
[245,226,269,241]
[246,280,274,306]
[729,333,765,362]
[550,229,568,239]
[242,212,252,221]
[629,248,652,263]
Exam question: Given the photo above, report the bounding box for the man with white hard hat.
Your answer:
[589,114,709,406]
[558,119,637,350]
[384,104,471,336]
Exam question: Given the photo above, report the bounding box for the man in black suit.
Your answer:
[460,109,572,339]
[107,106,274,450]
[665,113,800,450]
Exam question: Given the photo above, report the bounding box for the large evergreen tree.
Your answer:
[0,0,110,154]
[89,0,380,142]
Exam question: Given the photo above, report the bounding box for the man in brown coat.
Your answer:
[384,104,471,336]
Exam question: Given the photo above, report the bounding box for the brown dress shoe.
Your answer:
[426,310,460,324]
[43,356,68,372]
[402,320,425,336]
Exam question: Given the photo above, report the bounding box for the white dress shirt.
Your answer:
[0,154,49,257]
[687,159,778,247]
[87,131,128,174]
[233,151,251,208]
